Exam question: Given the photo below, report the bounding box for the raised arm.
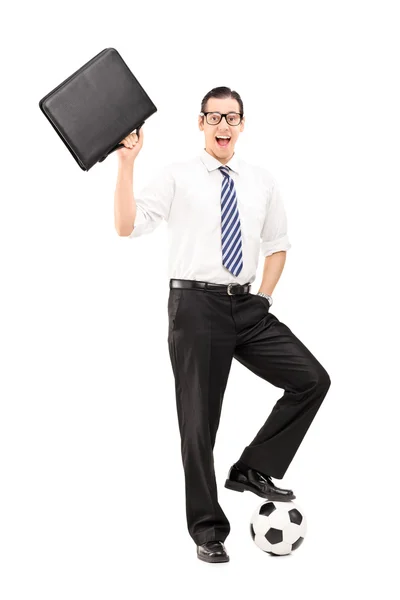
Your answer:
[114,129,144,236]
[114,128,175,238]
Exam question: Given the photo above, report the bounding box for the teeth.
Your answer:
[216,136,230,139]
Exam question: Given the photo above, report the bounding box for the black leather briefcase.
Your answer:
[39,47,157,171]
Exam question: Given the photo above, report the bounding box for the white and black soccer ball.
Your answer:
[250,500,307,555]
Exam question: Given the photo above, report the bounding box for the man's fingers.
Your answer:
[119,128,142,148]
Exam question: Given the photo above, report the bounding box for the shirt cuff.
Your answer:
[261,234,292,257]
[128,205,148,238]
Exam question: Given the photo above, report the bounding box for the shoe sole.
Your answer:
[197,553,230,563]
[224,479,296,501]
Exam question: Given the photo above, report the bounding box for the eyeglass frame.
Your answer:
[199,111,244,125]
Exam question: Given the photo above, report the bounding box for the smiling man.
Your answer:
[201,99,244,159]
[114,87,331,563]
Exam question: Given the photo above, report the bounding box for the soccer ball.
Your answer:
[250,500,307,555]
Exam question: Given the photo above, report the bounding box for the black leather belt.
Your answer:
[170,279,251,295]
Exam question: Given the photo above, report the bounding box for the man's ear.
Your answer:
[198,116,204,131]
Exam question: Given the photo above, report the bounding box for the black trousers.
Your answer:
[167,279,331,546]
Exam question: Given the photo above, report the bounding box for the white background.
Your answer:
[1,0,399,598]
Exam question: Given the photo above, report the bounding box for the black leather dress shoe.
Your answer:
[225,462,296,501]
[197,541,230,563]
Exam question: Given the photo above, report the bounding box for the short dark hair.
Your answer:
[200,86,244,116]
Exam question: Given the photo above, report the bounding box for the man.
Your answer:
[114,87,331,564]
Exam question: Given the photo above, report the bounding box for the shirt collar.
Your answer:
[200,148,240,175]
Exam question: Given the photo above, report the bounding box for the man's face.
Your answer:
[198,97,245,163]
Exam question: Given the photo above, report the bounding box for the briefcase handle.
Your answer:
[98,122,144,163]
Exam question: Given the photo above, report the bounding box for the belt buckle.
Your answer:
[227,283,236,295]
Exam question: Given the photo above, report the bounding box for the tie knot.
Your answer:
[219,165,230,178]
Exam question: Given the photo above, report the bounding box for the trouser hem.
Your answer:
[194,529,229,546]
[239,448,286,480]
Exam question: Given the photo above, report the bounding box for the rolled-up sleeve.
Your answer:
[260,178,292,257]
[129,166,175,238]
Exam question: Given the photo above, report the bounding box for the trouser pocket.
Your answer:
[252,293,270,311]
[168,289,184,334]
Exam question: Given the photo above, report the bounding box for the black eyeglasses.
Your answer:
[200,112,243,126]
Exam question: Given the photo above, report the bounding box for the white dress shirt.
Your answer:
[129,148,291,285]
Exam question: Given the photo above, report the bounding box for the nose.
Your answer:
[216,116,230,133]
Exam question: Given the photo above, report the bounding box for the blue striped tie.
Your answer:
[218,166,243,276]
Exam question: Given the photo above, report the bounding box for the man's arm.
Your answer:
[258,177,291,295]
[114,130,144,236]
[114,160,136,236]
[114,160,175,238]
[258,251,287,295]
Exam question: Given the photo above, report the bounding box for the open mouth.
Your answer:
[216,136,231,147]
